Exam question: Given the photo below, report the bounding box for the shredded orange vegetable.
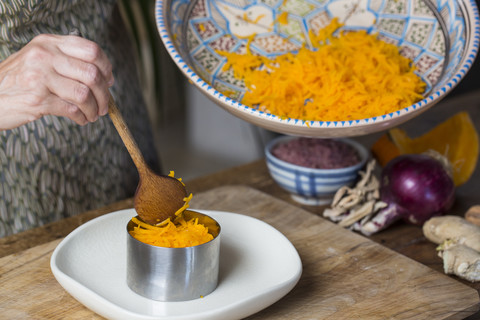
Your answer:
[217,18,426,121]
[163,170,192,223]
[128,171,213,248]
[130,216,213,248]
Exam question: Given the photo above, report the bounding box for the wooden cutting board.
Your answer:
[0,185,478,319]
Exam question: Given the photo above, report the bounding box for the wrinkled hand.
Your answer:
[0,34,114,130]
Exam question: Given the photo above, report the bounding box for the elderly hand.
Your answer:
[0,34,114,130]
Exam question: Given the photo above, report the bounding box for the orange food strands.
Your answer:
[217,18,426,121]
[130,216,214,248]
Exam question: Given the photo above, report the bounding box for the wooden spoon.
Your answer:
[108,94,187,225]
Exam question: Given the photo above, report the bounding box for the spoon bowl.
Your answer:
[133,167,187,225]
[108,94,187,224]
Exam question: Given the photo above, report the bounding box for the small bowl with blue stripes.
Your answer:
[265,136,369,206]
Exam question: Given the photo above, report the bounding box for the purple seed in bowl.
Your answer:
[271,138,361,169]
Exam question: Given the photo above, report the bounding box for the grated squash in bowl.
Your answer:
[156,0,480,137]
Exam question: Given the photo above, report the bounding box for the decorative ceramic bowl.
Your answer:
[265,136,369,205]
[156,0,479,137]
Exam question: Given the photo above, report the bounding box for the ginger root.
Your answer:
[423,215,480,252]
[465,205,480,227]
[438,242,480,282]
[423,215,480,282]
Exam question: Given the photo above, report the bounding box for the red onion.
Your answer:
[361,154,455,235]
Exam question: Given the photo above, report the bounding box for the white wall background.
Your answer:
[156,80,276,180]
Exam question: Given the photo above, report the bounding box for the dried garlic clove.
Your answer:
[356,160,376,188]
[331,186,351,207]
[373,201,388,211]
[366,188,380,201]
[337,194,361,209]
[323,207,346,219]
[338,200,376,228]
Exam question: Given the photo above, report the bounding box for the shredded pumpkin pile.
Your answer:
[129,216,214,248]
[217,18,426,121]
[129,171,213,248]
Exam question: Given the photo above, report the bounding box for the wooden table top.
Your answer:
[1,90,480,318]
[1,160,479,293]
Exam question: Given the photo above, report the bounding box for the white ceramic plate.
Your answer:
[50,209,302,320]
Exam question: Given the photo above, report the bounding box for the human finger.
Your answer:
[53,54,110,116]
[41,95,89,126]
[46,71,99,122]
[56,35,114,86]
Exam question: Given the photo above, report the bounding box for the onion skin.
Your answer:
[381,154,455,225]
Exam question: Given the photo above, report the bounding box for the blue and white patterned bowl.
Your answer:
[156,0,480,137]
[265,136,369,205]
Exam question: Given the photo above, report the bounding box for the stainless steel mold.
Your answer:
[126,210,221,301]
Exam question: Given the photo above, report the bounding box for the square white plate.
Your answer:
[50,209,302,320]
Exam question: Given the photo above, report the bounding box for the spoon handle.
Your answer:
[108,93,148,174]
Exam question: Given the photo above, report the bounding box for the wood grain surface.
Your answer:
[0,186,478,319]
